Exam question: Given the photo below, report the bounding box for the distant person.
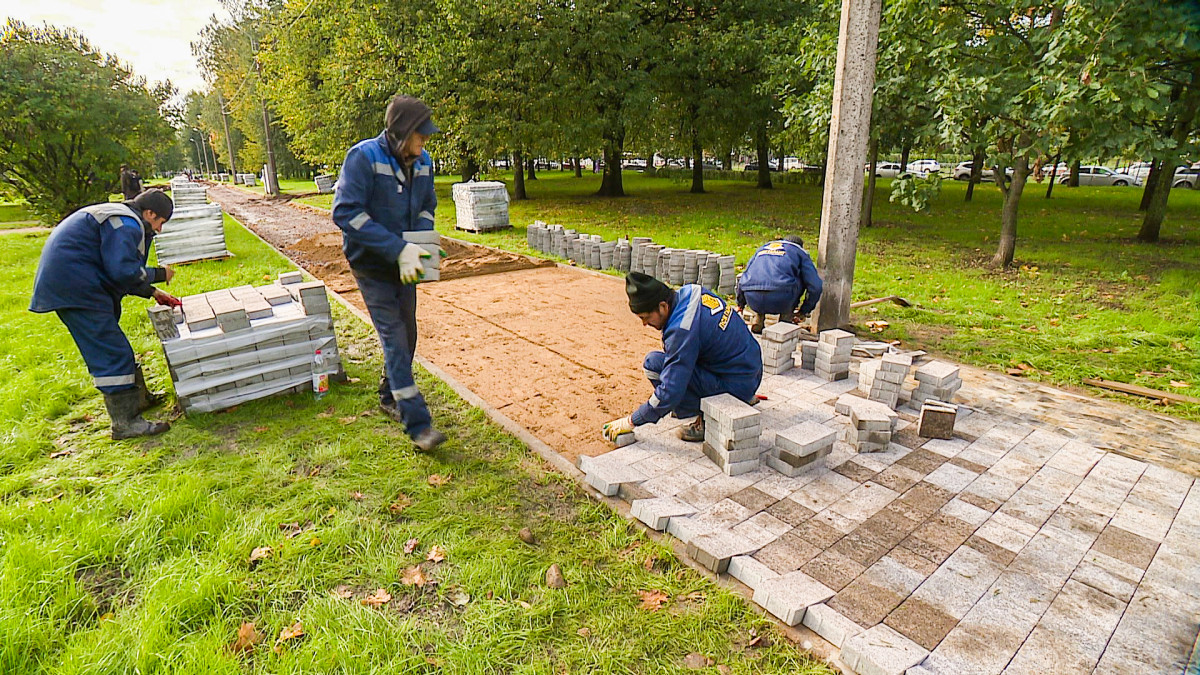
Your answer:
[332,94,447,452]
[603,272,762,444]
[119,165,142,201]
[29,190,180,440]
[736,235,823,334]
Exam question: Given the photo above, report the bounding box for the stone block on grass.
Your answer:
[840,624,929,675]
[751,571,835,626]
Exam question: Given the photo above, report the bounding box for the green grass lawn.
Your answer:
[0,220,833,674]
[0,201,38,228]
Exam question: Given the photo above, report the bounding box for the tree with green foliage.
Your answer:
[0,21,174,220]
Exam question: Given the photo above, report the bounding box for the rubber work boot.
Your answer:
[750,314,766,335]
[412,428,447,453]
[678,416,705,443]
[378,403,404,424]
[104,388,170,440]
[134,364,165,413]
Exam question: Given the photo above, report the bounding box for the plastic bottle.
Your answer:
[312,349,330,399]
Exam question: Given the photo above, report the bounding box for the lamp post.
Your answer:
[190,136,207,177]
[197,115,220,178]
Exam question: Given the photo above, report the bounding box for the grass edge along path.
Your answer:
[0,219,834,674]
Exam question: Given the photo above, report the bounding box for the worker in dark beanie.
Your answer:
[30,188,181,440]
[603,271,763,444]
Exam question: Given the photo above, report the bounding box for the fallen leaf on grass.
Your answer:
[249,547,272,565]
[404,538,420,554]
[643,555,657,571]
[253,426,269,433]
[229,622,264,653]
[308,466,320,477]
[330,586,353,599]
[49,449,74,459]
[273,621,304,654]
[679,591,706,603]
[361,588,392,607]
[638,589,669,612]
[388,493,412,513]
[99,612,114,622]
[349,491,365,501]
[339,416,358,425]
[401,565,429,587]
[1170,380,1190,388]
[426,545,447,562]
[445,587,470,607]
[683,653,713,669]
[309,537,321,547]
[41,493,63,503]
[427,474,451,487]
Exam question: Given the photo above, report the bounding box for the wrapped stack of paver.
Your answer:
[451,181,510,232]
[403,230,442,281]
[815,329,854,381]
[170,178,208,207]
[700,253,722,289]
[630,237,652,273]
[314,174,336,194]
[768,421,837,477]
[917,400,958,439]
[848,404,892,452]
[154,203,232,265]
[911,360,962,405]
[716,255,736,295]
[237,173,257,186]
[147,273,341,414]
[700,393,762,476]
[797,341,817,370]
[856,353,909,408]
[760,321,801,375]
[615,238,632,272]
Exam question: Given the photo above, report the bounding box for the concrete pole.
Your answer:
[815,0,882,331]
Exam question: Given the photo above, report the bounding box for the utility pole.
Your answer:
[815,0,883,331]
[217,91,238,183]
[250,32,280,196]
[191,133,209,177]
[198,116,219,177]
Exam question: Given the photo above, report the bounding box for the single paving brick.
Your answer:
[1003,578,1126,674]
[841,624,929,675]
[727,554,779,591]
[828,578,906,627]
[765,498,815,526]
[752,570,835,626]
[895,448,948,475]
[873,464,924,494]
[885,596,960,651]
[790,516,846,549]
[910,513,977,553]
[728,485,778,512]
[965,534,1017,567]
[802,550,867,592]
[887,544,940,577]
[897,535,953,566]
[754,531,822,573]
[801,602,864,648]
[834,459,879,483]
[1091,524,1160,571]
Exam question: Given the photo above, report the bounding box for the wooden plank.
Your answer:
[1083,378,1200,405]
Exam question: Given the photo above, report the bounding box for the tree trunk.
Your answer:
[512,150,527,200]
[684,156,691,170]
[1067,160,1080,187]
[721,151,732,171]
[597,134,625,197]
[755,125,773,189]
[460,153,479,183]
[573,156,583,178]
[690,133,705,194]
[777,146,786,171]
[965,149,984,202]
[526,158,537,180]
[861,135,878,227]
[1139,157,1179,242]
[990,154,1030,268]
[899,144,911,174]
[1045,150,1061,198]
[1139,158,1162,211]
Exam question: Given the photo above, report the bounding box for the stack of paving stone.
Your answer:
[716,255,736,294]
[848,404,893,452]
[668,249,686,285]
[169,178,208,207]
[451,181,511,232]
[700,393,762,476]
[403,230,442,281]
[614,238,632,272]
[911,360,962,405]
[760,321,801,375]
[856,353,909,408]
[154,203,232,265]
[767,421,836,476]
[237,173,257,186]
[917,399,958,439]
[148,272,341,414]
[797,341,817,370]
[630,237,652,273]
[314,174,336,194]
[815,329,854,381]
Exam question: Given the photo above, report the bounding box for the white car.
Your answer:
[1126,162,1154,184]
[873,162,904,178]
[1172,167,1200,189]
[952,161,994,181]
[1077,165,1135,186]
[906,159,941,176]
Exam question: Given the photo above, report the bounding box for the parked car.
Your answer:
[623,158,648,171]
[1172,166,1200,189]
[906,159,942,176]
[951,161,995,181]
[873,162,905,178]
[1126,161,1154,184]
[1076,165,1135,186]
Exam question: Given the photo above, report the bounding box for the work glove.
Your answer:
[152,289,182,307]
[398,244,432,284]
[602,415,635,443]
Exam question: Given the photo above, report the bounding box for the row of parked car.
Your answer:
[870,159,1200,188]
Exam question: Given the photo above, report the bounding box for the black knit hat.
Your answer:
[133,189,174,221]
[626,272,672,314]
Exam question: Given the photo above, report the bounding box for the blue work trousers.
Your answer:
[56,308,136,393]
[737,287,802,318]
[643,351,759,419]
[354,273,432,437]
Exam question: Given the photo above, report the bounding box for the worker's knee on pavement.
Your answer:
[643,351,666,382]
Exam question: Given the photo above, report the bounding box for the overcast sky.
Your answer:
[4,0,230,95]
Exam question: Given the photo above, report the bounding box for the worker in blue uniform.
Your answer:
[29,189,180,440]
[332,94,447,452]
[603,272,763,443]
[736,235,823,334]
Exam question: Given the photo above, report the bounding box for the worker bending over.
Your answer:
[736,235,822,334]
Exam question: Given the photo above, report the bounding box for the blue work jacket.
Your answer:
[738,240,824,315]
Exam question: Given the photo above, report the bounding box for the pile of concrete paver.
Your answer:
[155,203,232,265]
[314,174,336,194]
[526,221,737,293]
[146,272,342,414]
[452,181,511,232]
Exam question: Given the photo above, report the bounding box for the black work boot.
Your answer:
[412,428,447,453]
[104,388,170,440]
[134,364,165,413]
[678,416,705,443]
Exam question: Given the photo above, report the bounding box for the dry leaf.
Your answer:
[249,546,272,564]
[229,622,264,653]
[309,537,321,547]
[577,627,591,638]
[517,599,532,609]
[253,426,269,433]
[427,474,451,487]
[401,565,428,587]
[99,611,114,622]
[404,538,420,554]
[683,653,713,669]
[361,588,392,607]
[1169,380,1190,388]
[339,416,358,425]
[643,555,657,571]
[638,589,669,611]
[426,545,447,562]
[273,621,305,654]
[330,586,353,599]
[49,449,74,459]
[349,491,365,501]
[446,587,470,607]
[308,466,320,477]
[388,493,412,513]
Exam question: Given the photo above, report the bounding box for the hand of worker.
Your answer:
[602,415,635,443]
[164,265,175,284]
[398,244,432,284]
[152,289,182,307]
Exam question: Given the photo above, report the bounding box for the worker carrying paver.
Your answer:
[735,235,823,334]
[29,189,180,440]
[332,93,447,452]
[603,272,763,443]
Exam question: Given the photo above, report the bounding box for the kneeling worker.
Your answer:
[603,272,762,443]
[30,189,181,440]
[736,235,822,334]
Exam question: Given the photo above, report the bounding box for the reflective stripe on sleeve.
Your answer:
[348,212,370,230]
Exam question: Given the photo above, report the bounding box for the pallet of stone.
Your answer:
[849,405,893,452]
[761,321,802,375]
[169,178,208,207]
[917,400,958,439]
[154,203,231,265]
[237,173,258,186]
[599,240,616,270]
[911,360,962,405]
[669,249,686,285]
[767,421,836,477]
[451,181,511,232]
[642,244,664,279]
[402,230,442,282]
[150,275,342,414]
[314,174,336,194]
[856,353,909,408]
[815,329,854,381]
[797,341,817,370]
[700,393,763,476]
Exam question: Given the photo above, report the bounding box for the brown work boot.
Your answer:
[750,314,765,335]
[678,416,705,443]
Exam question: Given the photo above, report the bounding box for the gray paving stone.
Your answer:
[687,528,763,573]
[920,437,969,458]
[1070,549,1142,603]
[841,624,929,675]
[630,496,698,531]
[730,512,792,549]
[752,570,835,625]
[664,498,753,544]
[1002,579,1125,674]
[939,498,992,527]
[923,463,979,493]
[675,472,756,509]
[927,571,1053,674]
[1094,582,1199,673]
[828,482,899,523]
[789,470,860,512]
[907,546,1004,620]
[727,554,779,591]
[801,602,863,648]
[639,470,704,498]
[1044,438,1105,477]
[582,460,647,496]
